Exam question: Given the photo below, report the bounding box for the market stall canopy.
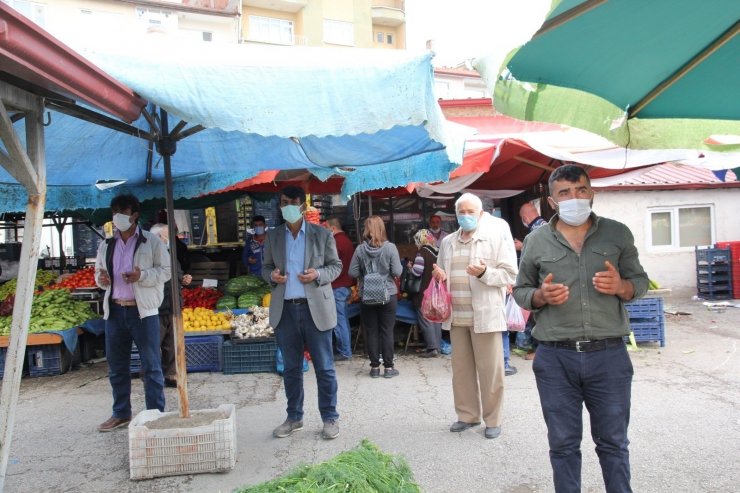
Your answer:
[1,30,464,212]
[479,0,740,164]
[416,114,665,198]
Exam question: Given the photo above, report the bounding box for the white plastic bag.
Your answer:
[505,296,526,332]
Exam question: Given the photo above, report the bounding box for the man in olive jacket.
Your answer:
[513,165,648,493]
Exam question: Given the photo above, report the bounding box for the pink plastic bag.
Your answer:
[421,278,452,322]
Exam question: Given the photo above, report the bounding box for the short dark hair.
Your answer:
[548,165,590,193]
[110,194,140,214]
[251,215,266,224]
[280,186,306,204]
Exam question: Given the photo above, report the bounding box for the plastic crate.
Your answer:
[129,403,237,480]
[185,335,223,372]
[27,343,71,377]
[696,288,734,300]
[222,339,277,374]
[695,246,730,265]
[696,271,732,284]
[624,297,664,319]
[628,320,665,347]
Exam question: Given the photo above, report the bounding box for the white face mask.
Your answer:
[430,227,441,234]
[112,213,133,232]
[557,199,591,226]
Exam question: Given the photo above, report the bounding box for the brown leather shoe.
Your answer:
[98,416,131,432]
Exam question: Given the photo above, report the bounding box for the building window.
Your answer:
[248,15,294,45]
[376,32,384,43]
[386,33,393,44]
[136,7,178,32]
[10,0,46,26]
[323,19,354,46]
[648,205,713,249]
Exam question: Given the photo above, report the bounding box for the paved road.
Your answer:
[3,294,739,492]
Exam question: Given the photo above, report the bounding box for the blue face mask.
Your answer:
[457,214,478,232]
[281,205,303,224]
[254,226,265,235]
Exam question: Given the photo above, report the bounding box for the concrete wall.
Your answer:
[593,188,740,291]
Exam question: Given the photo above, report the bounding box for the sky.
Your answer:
[404,0,551,68]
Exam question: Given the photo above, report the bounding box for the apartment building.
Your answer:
[242,0,405,49]
[3,0,406,49]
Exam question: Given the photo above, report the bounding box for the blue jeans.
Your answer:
[275,302,338,422]
[502,330,511,368]
[533,343,633,493]
[105,305,165,418]
[332,287,352,358]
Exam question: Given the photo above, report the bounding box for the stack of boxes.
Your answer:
[625,297,666,347]
[695,246,733,300]
[715,241,740,299]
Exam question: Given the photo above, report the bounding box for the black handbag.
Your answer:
[401,266,422,295]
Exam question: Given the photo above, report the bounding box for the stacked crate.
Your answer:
[625,297,665,347]
[695,246,733,300]
[715,241,740,298]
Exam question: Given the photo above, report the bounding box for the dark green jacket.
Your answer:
[513,213,649,341]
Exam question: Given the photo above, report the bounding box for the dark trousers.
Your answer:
[533,343,633,493]
[159,314,176,379]
[105,305,164,418]
[274,302,338,422]
[361,297,397,368]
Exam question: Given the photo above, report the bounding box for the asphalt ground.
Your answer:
[3,291,739,492]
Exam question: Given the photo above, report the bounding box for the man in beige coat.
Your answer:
[432,193,518,439]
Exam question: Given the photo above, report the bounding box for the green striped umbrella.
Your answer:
[485,0,740,158]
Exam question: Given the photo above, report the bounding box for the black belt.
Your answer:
[285,298,308,304]
[539,337,624,353]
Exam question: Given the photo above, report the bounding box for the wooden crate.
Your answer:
[188,261,230,288]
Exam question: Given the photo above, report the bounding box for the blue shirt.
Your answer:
[242,233,265,276]
[284,220,307,300]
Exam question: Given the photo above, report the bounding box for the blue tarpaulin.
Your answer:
[2,40,464,211]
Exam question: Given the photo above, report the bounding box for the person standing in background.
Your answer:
[95,194,171,432]
[262,186,342,440]
[242,215,267,276]
[149,223,192,388]
[428,214,449,247]
[348,216,403,379]
[514,165,648,492]
[408,229,442,358]
[325,216,355,361]
[514,201,549,357]
[431,193,518,439]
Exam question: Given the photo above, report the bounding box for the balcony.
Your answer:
[372,0,405,27]
[243,0,308,13]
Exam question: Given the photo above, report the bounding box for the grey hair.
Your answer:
[149,223,167,238]
[455,193,483,212]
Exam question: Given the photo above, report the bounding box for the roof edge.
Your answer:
[0,3,146,122]
[594,182,740,192]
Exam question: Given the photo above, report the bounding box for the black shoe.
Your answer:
[383,368,399,378]
[484,426,502,439]
[334,354,352,362]
[419,349,439,358]
[370,368,380,378]
[449,421,480,432]
[164,378,177,388]
[505,365,518,376]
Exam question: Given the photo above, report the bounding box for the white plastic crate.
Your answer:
[129,403,237,480]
